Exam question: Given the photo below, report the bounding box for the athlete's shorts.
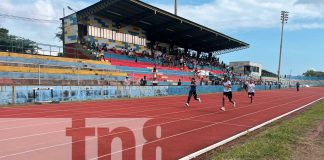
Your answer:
[248,92,255,96]
[223,92,232,100]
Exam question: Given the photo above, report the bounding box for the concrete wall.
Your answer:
[0,85,279,105]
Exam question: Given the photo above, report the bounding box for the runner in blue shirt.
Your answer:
[185,78,201,107]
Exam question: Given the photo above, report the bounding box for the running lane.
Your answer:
[0,87,322,160]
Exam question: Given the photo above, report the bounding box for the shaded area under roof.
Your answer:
[75,0,249,53]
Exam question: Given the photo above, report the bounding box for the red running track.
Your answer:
[0,87,323,160]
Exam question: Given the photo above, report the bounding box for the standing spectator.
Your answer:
[200,78,204,86]
[96,42,100,52]
[180,57,184,70]
[140,76,147,86]
[243,80,248,92]
[152,65,157,81]
[194,68,199,78]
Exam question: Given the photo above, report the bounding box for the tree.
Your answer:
[303,70,324,77]
[0,28,9,37]
[0,27,38,54]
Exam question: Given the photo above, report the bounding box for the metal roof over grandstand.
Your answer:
[76,0,249,54]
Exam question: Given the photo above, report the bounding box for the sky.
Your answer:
[0,0,323,75]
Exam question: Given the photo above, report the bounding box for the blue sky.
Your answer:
[0,0,323,75]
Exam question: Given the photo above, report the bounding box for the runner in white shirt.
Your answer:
[220,76,236,111]
[247,80,255,103]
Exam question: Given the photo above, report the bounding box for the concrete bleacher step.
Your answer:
[2,78,124,86]
[0,56,117,71]
[109,58,193,76]
[0,72,126,81]
[64,44,96,60]
[0,52,112,66]
[105,52,155,64]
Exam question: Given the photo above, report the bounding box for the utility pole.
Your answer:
[174,0,178,15]
[277,11,288,83]
[62,8,65,55]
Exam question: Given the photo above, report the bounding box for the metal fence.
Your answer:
[0,60,123,86]
[0,37,99,59]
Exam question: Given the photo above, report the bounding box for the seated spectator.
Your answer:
[124,76,130,86]
[140,78,144,85]
[99,49,104,58]
[128,51,133,57]
[177,79,182,86]
[83,39,233,80]
[122,47,126,55]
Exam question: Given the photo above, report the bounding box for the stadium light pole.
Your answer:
[67,6,76,13]
[277,11,288,83]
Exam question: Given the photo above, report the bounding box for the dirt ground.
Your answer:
[292,121,324,160]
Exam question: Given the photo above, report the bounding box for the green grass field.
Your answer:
[202,100,324,160]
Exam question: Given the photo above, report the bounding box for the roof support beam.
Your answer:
[118,11,153,25]
[188,36,223,46]
[78,0,119,19]
[148,29,189,41]
[204,42,238,52]
[147,20,179,35]
[156,31,211,44]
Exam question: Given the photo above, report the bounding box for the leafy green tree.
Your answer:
[0,27,38,54]
[303,70,324,77]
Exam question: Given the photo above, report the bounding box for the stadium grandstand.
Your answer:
[60,0,249,85]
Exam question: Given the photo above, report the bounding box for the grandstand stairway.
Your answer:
[64,43,96,60]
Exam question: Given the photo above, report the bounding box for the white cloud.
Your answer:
[289,22,324,30]
[0,0,323,45]
[0,0,93,45]
[34,0,56,19]
[151,0,324,31]
[309,67,316,71]
[1,0,58,20]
